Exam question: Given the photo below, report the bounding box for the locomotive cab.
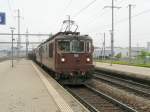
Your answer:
[55,34,94,84]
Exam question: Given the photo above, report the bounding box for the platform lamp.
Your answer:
[10,27,15,68]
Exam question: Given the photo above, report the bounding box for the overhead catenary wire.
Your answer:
[116,8,150,25]
[60,0,74,30]
[65,0,73,10]
[116,0,124,6]
[84,8,109,27]
[87,0,124,23]
[66,0,123,25]
[77,0,107,28]
[94,0,124,19]
[63,0,73,13]
[132,8,150,18]
[83,0,124,32]
[88,7,150,33]
[73,0,97,17]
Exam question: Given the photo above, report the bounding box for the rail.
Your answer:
[93,72,150,98]
[65,84,137,112]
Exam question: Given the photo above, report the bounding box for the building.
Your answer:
[93,47,111,59]
[147,42,150,51]
[93,46,147,59]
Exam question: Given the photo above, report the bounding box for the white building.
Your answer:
[93,47,111,58]
[147,42,150,51]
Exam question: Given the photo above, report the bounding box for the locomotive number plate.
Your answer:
[74,54,79,57]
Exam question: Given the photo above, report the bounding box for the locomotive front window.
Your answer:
[57,40,91,53]
[71,40,85,52]
[58,40,70,53]
[86,41,92,52]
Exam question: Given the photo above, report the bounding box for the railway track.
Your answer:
[0,58,8,62]
[93,72,150,98]
[66,84,137,112]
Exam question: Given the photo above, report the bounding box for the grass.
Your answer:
[95,59,150,68]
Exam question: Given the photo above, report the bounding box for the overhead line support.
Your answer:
[128,4,135,61]
[17,9,21,59]
[104,0,121,65]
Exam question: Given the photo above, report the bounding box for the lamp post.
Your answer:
[10,27,15,67]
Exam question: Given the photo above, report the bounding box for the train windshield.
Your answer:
[58,40,70,52]
[57,40,91,53]
[71,40,84,52]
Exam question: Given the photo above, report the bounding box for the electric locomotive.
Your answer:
[34,20,94,84]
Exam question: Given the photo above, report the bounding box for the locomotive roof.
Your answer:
[55,34,92,40]
[37,31,92,47]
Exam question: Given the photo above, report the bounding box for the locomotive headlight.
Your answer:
[86,57,90,62]
[61,58,65,62]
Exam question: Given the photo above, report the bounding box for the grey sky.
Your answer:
[0,0,150,48]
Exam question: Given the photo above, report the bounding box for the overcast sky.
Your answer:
[0,0,150,49]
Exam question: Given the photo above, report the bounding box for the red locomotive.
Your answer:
[34,20,94,84]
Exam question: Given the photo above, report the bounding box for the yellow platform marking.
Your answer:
[31,62,74,112]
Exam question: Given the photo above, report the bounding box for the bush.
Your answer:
[115,52,122,59]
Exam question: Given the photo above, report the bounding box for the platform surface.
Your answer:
[95,62,150,80]
[0,59,60,112]
[0,59,89,112]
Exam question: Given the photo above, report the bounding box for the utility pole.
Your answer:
[10,27,15,67]
[101,43,103,60]
[103,32,106,60]
[112,0,114,57]
[104,0,121,65]
[26,29,29,58]
[17,9,21,59]
[128,4,135,61]
[109,30,113,66]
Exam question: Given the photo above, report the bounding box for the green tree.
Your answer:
[138,51,149,59]
[138,51,150,64]
[115,52,122,59]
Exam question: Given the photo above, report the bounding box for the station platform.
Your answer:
[0,59,89,112]
[95,62,150,82]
